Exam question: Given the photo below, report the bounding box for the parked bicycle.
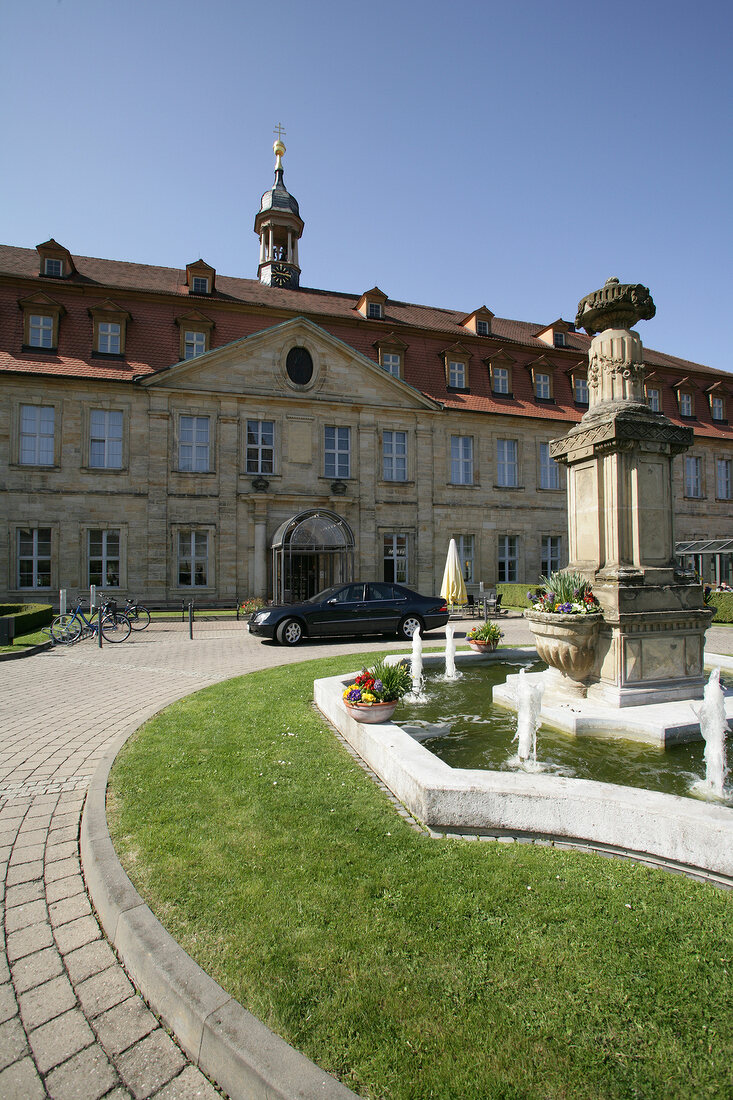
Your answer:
[50,597,131,644]
[121,597,151,630]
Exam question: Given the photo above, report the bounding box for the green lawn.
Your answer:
[0,628,51,654]
[108,654,732,1100]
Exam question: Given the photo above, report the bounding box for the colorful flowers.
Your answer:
[342,657,412,706]
[527,571,601,615]
[466,621,503,643]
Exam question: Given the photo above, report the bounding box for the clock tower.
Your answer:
[254,133,304,289]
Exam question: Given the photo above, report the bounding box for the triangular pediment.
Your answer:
[140,315,440,410]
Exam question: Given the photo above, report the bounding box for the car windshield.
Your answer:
[304,586,340,604]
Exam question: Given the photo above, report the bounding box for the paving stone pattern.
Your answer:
[1,618,729,1098]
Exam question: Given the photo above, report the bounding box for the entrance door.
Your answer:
[289,554,319,602]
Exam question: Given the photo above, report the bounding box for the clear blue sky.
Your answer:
[2,0,731,370]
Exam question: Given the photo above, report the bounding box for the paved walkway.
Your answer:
[0,616,730,1098]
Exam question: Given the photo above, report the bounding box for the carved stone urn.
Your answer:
[523,610,603,698]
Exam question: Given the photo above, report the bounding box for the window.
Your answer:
[476,320,490,336]
[498,535,518,583]
[184,330,208,360]
[17,528,51,589]
[20,405,54,465]
[492,366,510,395]
[325,426,350,479]
[97,322,121,355]
[717,459,732,500]
[367,302,383,319]
[712,396,725,421]
[381,352,401,377]
[553,332,566,348]
[89,410,123,469]
[647,387,660,412]
[178,530,209,586]
[539,443,560,489]
[44,258,63,277]
[574,376,589,404]
[451,436,473,485]
[246,420,274,474]
[497,438,518,487]
[685,455,702,498]
[679,392,694,417]
[179,415,210,472]
[448,360,466,388]
[191,276,209,295]
[28,314,54,348]
[384,534,408,584]
[88,529,120,587]
[454,534,474,582]
[535,372,551,400]
[383,430,407,481]
[541,536,561,577]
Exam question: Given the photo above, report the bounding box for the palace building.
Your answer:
[2,140,732,606]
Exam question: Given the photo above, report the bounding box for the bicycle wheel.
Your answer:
[128,604,151,630]
[100,611,131,642]
[50,614,82,644]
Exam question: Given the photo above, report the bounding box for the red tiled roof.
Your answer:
[1,244,731,438]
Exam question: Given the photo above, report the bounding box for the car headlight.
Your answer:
[253,611,271,624]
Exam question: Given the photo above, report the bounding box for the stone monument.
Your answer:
[548,276,713,707]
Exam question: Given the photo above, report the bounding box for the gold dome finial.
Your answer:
[273,123,286,169]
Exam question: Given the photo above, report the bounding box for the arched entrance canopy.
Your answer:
[271,509,355,603]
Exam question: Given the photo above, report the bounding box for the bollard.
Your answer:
[181,600,185,623]
[189,601,193,639]
[59,588,67,616]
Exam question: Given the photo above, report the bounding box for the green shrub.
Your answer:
[496,583,542,609]
[707,591,733,623]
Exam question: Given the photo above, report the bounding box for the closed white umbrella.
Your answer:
[440,538,467,609]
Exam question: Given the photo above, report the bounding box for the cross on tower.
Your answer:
[273,123,286,142]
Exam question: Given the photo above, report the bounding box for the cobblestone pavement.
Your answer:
[0,615,730,1098]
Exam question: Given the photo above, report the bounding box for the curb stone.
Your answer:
[81,731,360,1100]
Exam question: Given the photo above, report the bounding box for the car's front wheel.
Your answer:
[398,614,424,641]
[276,617,304,646]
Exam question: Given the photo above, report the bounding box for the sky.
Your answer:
[1,0,731,370]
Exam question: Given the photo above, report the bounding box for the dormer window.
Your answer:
[487,351,515,397]
[441,343,471,390]
[679,391,694,417]
[527,356,556,402]
[492,367,510,394]
[673,377,697,418]
[357,287,388,320]
[460,307,494,337]
[186,259,216,296]
[647,387,660,412]
[553,332,566,348]
[449,360,466,388]
[535,372,552,399]
[36,239,75,279]
[534,319,572,349]
[374,333,407,380]
[712,395,725,421]
[176,311,215,362]
[89,300,130,357]
[19,293,65,351]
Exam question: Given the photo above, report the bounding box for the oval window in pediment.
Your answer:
[286,346,313,386]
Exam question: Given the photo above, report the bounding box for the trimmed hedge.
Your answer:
[0,603,53,634]
[707,592,733,624]
[496,583,542,609]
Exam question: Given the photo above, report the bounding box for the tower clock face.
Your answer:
[271,263,290,287]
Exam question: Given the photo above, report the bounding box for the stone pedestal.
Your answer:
[549,278,713,710]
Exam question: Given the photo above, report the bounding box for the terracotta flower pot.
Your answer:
[467,639,499,653]
[344,700,398,723]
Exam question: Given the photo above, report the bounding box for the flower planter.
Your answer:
[524,610,603,697]
[344,700,398,723]
[467,639,499,653]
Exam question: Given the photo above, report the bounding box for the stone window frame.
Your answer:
[497,534,519,583]
[12,523,58,592]
[83,523,127,590]
[540,534,563,577]
[538,441,562,491]
[381,530,411,585]
[13,398,62,468]
[245,417,277,476]
[88,301,131,358]
[496,437,521,489]
[452,533,475,582]
[449,434,474,486]
[715,456,732,501]
[381,428,409,483]
[683,453,705,499]
[171,405,218,476]
[278,338,321,393]
[82,402,130,473]
[19,294,65,351]
[172,525,216,591]
[323,424,352,480]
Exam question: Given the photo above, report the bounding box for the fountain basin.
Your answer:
[314,649,733,885]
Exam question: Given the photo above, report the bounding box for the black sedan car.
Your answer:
[248,582,449,646]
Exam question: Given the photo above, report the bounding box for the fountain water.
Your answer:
[514,667,544,768]
[406,626,426,702]
[442,624,462,682]
[696,668,730,799]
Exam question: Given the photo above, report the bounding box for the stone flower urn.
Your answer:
[523,610,603,698]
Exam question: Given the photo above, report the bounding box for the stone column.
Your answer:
[253,511,268,598]
[550,278,712,706]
